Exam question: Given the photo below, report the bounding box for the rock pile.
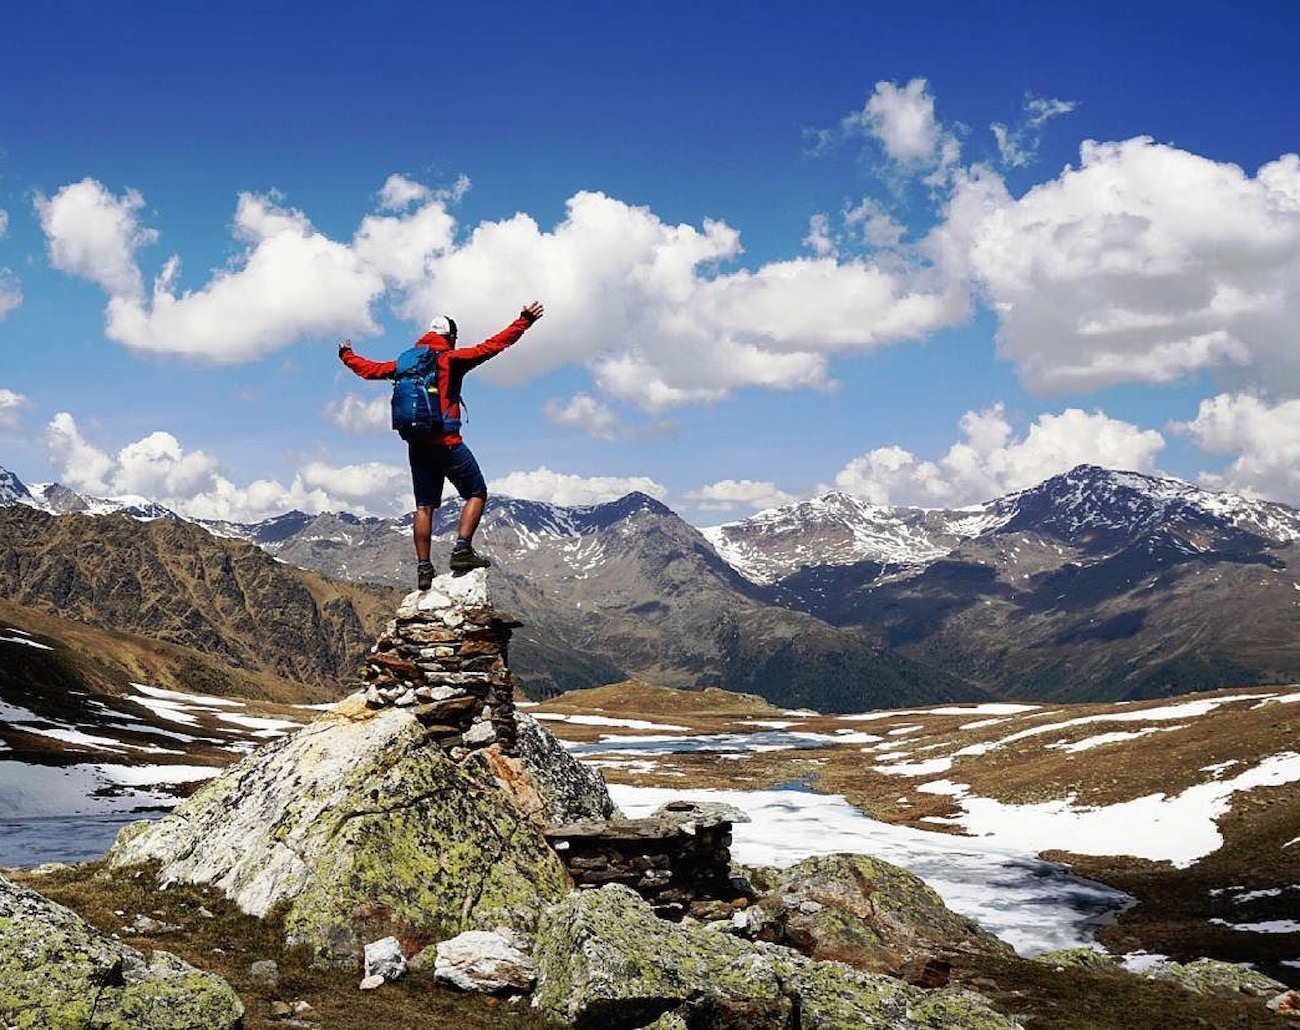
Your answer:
[546,800,750,919]
[360,570,519,757]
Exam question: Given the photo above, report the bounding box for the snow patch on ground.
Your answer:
[0,761,221,818]
[0,634,52,650]
[1209,919,1300,934]
[919,751,1300,868]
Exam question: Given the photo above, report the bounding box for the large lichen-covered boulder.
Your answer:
[1032,947,1123,972]
[1144,957,1289,999]
[0,873,242,1030]
[744,853,1012,975]
[514,711,619,823]
[109,704,571,965]
[532,883,1018,1029]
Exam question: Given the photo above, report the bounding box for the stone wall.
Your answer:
[359,571,519,759]
[545,801,753,920]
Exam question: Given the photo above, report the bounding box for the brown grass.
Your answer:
[14,863,548,1030]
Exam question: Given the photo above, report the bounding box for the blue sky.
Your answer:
[2,1,1299,524]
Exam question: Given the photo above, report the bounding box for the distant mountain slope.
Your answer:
[747,467,1300,701]
[243,493,983,710]
[0,597,333,708]
[705,465,1300,582]
[10,462,1300,707]
[0,468,38,508]
[0,506,399,693]
[702,491,1005,583]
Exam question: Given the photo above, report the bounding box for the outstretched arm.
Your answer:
[337,339,397,379]
[449,302,545,370]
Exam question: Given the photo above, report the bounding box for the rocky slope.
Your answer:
[49,580,1026,1027]
[0,505,400,696]
[8,586,1296,1028]
[0,486,981,712]
[0,873,244,1029]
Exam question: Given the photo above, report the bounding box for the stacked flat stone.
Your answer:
[544,801,753,920]
[359,570,521,759]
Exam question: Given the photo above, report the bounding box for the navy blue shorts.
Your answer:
[407,441,487,508]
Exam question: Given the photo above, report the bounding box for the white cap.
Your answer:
[427,315,457,337]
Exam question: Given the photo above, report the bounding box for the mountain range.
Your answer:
[5,461,1300,709]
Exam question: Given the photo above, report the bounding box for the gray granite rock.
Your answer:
[0,873,243,1030]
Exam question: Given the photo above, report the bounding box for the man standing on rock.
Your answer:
[338,301,544,589]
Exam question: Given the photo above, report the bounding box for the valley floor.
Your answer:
[4,675,1298,1025]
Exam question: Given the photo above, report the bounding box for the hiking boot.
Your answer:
[417,562,435,591]
[449,545,490,575]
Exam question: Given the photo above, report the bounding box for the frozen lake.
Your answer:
[610,783,1132,956]
[0,812,156,868]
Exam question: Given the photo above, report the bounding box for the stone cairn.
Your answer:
[360,572,753,922]
[360,570,520,760]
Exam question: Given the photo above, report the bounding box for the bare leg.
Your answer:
[413,505,435,562]
[457,495,485,542]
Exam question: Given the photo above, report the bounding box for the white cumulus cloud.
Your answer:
[105,191,389,361]
[543,393,622,440]
[44,412,410,521]
[490,466,666,506]
[295,460,410,507]
[682,479,800,513]
[45,412,117,495]
[831,403,1166,506]
[961,139,1300,394]
[0,388,29,430]
[35,179,157,299]
[324,394,391,434]
[113,431,221,498]
[844,78,945,165]
[1173,392,1300,503]
[378,173,433,211]
[39,177,971,410]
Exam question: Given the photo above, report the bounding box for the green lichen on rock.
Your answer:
[1032,947,1123,972]
[109,706,570,965]
[533,883,1018,1029]
[1145,957,1288,998]
[533,883,796,1027]
[902,986,1031,1028]
[638,1014,689,1030]
[0,874,242,1030]
[745,853,1011,972]
[285,744,570,963]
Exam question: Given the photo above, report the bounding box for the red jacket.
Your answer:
[340,315,534,445]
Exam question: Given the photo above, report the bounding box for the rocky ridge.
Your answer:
[0,504,399,701]
[87,572,1022,1026]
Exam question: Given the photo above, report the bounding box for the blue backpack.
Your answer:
[390,346,461,440]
